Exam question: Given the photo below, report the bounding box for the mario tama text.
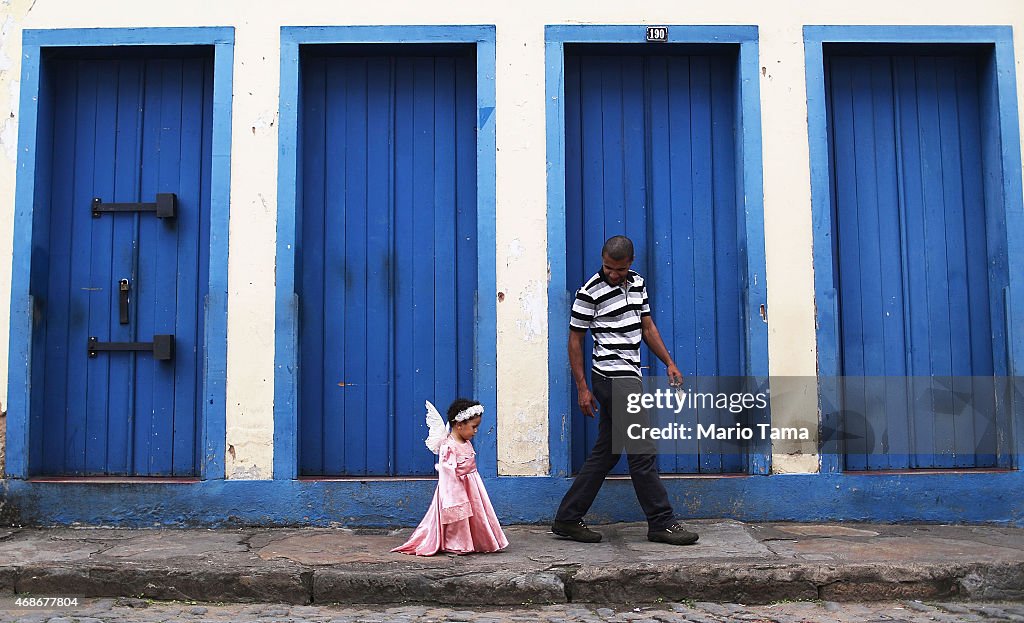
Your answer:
[618,386,806,442]
[626,420,809,442]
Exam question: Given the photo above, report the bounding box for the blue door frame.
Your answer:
[7,27,234,480]
[545,25,769,478]
[274,26,497,480]
[805,26,1024,473]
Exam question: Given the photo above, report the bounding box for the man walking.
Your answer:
[552,235,698,546]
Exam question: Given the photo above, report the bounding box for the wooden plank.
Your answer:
[564,53,585,355]
[893,56,931,468]
[170,57,208,477]
[65,59,100,475]
[644,56,685,472]
[299,56,327,475]
[409,56,437,475]
[391,56,417,476]
[916,56,953,468]
[710,55,744,473]
[29,56,56,475]
[454,55,476,402]
[689,56,724,474]
[949,57,991,466]
[620,55,646,273]
[42,60,77,474]
[364,55,394,474]
[829,57,869,470]
[577,55,606,469]
[620,57,651,473]
[84,59,118,475]
[151,59,184,475]
[851,58,887,469]
[106,59,144,475]
[869,57,908,470]
[341,57,370,475]
[935,56,972,468]
[667,55,697,384]
[432,56,459,476]
[600,57,625,243]
[132,59,157,476]
[956,57,998,467]
[201,53,216,466]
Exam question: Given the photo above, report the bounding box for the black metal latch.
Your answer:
[88,335,175,361]
[92,193,176,219]
[119,278,131,325]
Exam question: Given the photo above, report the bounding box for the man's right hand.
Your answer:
[578,386,598,418]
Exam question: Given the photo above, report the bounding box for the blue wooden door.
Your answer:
[298,48,477,476]
[31,52,212,476]
[826,53,1004,469]
[564,49,747,474]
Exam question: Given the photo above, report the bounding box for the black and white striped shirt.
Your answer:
[570,269,651,378]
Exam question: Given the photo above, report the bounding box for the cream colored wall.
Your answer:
[0,0,1021,479]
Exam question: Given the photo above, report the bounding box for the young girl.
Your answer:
[391,398,508,556]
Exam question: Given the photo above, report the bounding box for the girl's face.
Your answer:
[452,416,481,442]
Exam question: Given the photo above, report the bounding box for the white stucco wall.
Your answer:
[1,0,1021,479]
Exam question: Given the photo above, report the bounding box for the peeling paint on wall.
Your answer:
[498,390,550,476]
[229,463,264,480]
[515,279,546,342]
[498,408,548,474]
[773,453,819,474]
[1,81,17,163]
[0,17,15,71]
[506,237,523,261]
[250,110,277,136]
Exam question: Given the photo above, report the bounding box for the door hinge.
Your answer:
[92,193,176,219]
[88,335,175,361]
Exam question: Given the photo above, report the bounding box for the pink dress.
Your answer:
[392,437,508,556]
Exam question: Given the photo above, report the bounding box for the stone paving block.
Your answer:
[959,563,1024,601]
[901,600,935,613]
[969,605,1011,617]
[15,565,313,605]
[313,568,566,606]
[815,564,959,601]
[572,563,819,604]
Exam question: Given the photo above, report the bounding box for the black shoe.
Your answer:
[647,523,699,545]
[551,519,602,543]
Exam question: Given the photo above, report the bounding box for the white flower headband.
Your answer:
[424,401,484,454]
[453,404,484,422]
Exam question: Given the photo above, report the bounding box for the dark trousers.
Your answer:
[554,371,675,531]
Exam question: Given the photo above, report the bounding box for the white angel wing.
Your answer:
[424,400,448,454]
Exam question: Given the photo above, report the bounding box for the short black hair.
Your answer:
[447,398,482,425]
[602,235,634,261]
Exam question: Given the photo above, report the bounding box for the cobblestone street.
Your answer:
[1,599,1023,623]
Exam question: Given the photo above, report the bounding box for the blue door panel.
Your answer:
[826,53,1002,470]
[32,52,212,476]
[564,50,747,474]
[299,49,477,476]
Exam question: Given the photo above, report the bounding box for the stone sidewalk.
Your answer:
[0,520,1022,606]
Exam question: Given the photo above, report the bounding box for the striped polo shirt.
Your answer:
[570,269,651,378]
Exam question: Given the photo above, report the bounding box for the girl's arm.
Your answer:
[437,442,472,524]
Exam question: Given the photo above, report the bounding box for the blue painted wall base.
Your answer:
[2,472,1021,527]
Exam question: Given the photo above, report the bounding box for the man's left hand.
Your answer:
[666,363,684,387]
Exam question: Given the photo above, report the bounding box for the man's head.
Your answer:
[601,235,634,286]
